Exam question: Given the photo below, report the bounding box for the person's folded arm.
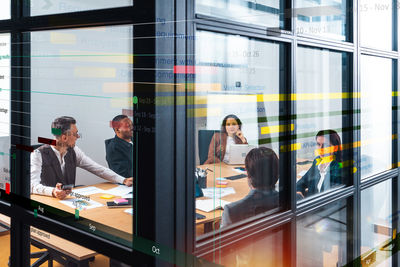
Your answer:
[31,149,54,196]
[220,205,232,228]
[75,146,126,184]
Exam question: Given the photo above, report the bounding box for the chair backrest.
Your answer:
[198,130,220,165]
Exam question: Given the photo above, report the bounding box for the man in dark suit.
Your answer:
[106,114,134,267]
[105,115,134,179]
[221,147,279,227]
[296,130,344,199]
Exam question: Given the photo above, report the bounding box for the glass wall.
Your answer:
[30,0,133,16]
[196,0,286,28]
[28,25,134,245]
[360,0,393,50]
[360,55,393,179]
[0,34,10,194]
[0,1,10,20]
[361,180,392,266]
[0,213,10,266]
[297,199,348,267]
[194,30,288,238]
[296,46,350,200]
[295,0,349,41]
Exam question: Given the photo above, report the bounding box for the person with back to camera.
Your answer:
[296,129,343,199]
[220,147,279,227]
[204,114,248,164]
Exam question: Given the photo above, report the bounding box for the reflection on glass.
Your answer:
[360,0,393,50]
[0,1,10,20]
[31,225,114,266]
[296,46,350,199]
[202,227,284,267]
[194,31,287,237]
[0,34,10,194]
[295,0,348,41]
[28,26,133,243]
[361,180,392,266]
[0,213,10,266]
[31,0,133,16]
[196,0,285,28]
[297,199,348,267]
[360,55,392,179]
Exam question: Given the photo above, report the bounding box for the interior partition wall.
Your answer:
[0,1,166,266]
[186,0,400,266]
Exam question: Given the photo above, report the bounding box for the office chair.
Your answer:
[198,130,219,165]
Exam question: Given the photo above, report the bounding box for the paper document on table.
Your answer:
[196,199,230,212]
[71,186,105,195]
[124,209,133,215]
[59,198,103,210]
[201,187,236,199]
[121,193,133,199]
[103,185,132,197]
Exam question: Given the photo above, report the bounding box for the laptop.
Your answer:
[226,144,254,165]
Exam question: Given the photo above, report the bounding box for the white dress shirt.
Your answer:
[223,136,235,163]
[31,145,126,196]
[317,161,332,192]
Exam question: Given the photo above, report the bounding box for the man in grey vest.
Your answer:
[31,116,133,199]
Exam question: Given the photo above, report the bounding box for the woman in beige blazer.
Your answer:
[204,114,248,164]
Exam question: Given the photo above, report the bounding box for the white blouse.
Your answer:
[223,136,235,163]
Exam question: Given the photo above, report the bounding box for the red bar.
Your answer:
[122,109,134,117]
[16,144,34,152]
[173,65,218,74]
[109,121,121,128]
[38,137,57,146]
[5,183,10,194]
[174,65,195,74]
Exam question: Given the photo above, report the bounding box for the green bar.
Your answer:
[34,209,37,218]
[51,128,62,135]
[133,96,138,104]
[75,209,79,220]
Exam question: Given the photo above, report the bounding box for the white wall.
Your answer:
[31,26,133,185]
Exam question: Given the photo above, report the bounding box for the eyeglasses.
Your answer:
[66,132,81,138]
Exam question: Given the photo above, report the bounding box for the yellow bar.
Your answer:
[103,82,133,93]
[61,50,134,64]
[50,32,76,45]
[110,97,133,108]
[195,83,222,91]
[280,143,301,152]
[74,67,116,78]
[260,124,294,135]
[194,92,361,105]
[187,108,221,118]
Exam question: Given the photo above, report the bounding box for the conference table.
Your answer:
[195,161,313,236]
[195,163,250,235]
[31,182,133,235]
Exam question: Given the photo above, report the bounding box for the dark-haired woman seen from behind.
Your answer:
[204,114,247,164]
[296,129,343,199]
[221,147,279,227]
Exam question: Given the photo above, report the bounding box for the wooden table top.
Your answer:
[0,214,97,260]
[195,163,250,225]
[196,160,313,225]
[31,182,133,235]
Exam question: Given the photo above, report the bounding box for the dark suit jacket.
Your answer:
[105,135,134,178]
[296,158,343,198]
[221,189,279,227]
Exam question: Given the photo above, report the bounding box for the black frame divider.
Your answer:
[0,0,162,266]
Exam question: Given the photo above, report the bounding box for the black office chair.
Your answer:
[198,130,220,165]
